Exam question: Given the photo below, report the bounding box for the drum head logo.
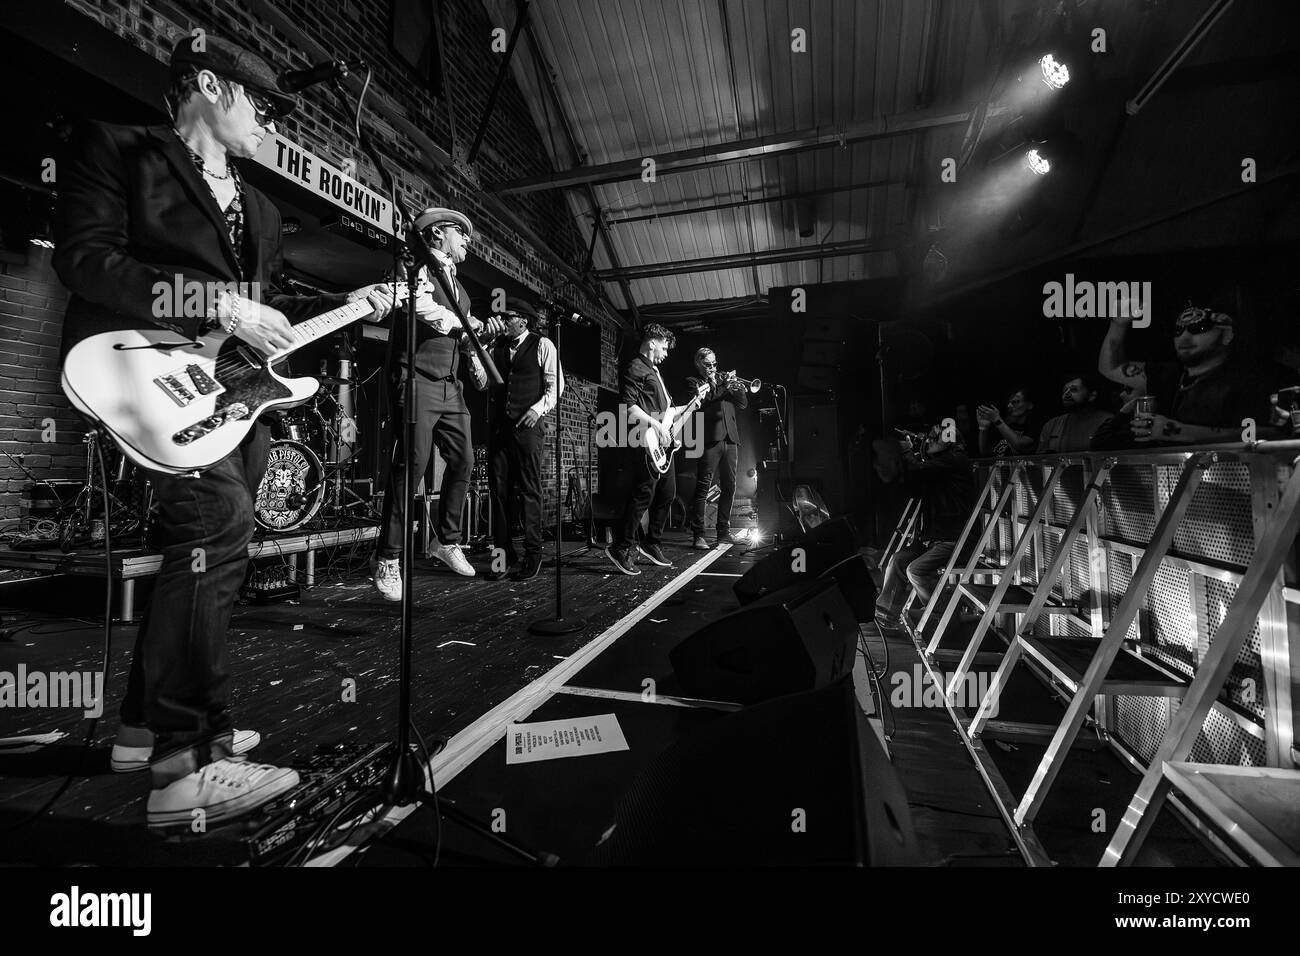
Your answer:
[255,441,321,531]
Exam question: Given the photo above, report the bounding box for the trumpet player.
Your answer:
[687,347,749,549]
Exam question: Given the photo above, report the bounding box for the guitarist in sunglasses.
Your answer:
[52,36,394,828]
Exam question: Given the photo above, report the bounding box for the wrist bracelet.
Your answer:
[222,294,241,335]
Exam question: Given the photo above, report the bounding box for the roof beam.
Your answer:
[592,237,901,282]
[605,177,903,226]
[492,106,981,195]
[520,18,640,323]
[466,0,530,165]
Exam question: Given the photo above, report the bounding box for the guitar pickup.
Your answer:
[185,364,221,395]
[172,403,251,445]
[155,374,196,407]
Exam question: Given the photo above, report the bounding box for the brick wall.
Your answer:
[0,248,87,521]
[2,0,624,528]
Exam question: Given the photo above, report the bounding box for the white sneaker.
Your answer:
[146,759,300,828]
[372,556,402,601]
[430,542,476,577]
[111,726,261,773]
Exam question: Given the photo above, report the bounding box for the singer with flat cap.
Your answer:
[372,206,505,598]
[484,296,565,581]
[52,34,395,828]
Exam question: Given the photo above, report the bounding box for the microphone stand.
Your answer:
[334,72,554,865]
[529,309,586,636]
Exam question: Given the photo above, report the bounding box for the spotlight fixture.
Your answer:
[1025,148,1052,176]
[1039,53,1070,90]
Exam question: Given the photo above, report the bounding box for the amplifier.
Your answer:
[245,741,394,866]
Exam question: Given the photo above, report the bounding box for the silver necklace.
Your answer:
[175,131,232,180]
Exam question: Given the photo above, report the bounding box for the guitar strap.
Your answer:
[652,367,669,414]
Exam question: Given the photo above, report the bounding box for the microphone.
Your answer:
[278,58,367,93]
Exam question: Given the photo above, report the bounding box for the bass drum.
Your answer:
[254,440,325,533]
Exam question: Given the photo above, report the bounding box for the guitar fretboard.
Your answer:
[268,284,406,362]
[289,299,375,348]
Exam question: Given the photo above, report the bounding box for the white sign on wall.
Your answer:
[252,132,395,237]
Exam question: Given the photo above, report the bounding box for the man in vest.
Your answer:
[373,206,503,599]
[484,297,565,581]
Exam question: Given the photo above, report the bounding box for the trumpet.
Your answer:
[722,370,763,393]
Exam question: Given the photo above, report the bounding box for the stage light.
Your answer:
[1039,53,1070,90]
[1025,148,1052,176]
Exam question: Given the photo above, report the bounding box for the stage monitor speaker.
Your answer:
[670,576,858,706]
[733,515,859,601]
[587,677,919,865]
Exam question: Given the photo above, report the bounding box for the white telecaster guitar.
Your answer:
[61,281,417,475]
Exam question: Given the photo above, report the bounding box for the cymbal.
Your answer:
[316,376,351,386]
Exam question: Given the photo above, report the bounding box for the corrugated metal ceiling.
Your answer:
[481,0,996,311]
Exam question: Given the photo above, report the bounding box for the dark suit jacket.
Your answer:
[685,375,748,445]
[53,121,342,356]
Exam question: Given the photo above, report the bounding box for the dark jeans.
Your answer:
[876,540,956,614]
[489,421,544,561]
[614,452,675,548]
[690,440,738,537]
[380,378,472,557]
[120,422,269,784]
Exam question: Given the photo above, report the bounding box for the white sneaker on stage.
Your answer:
[430,542,476,577]
[111,726,261,773]
[372,556,402,601]
[146,759,299,828]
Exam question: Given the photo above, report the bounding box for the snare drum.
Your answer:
[271,407,326,450]
[254,440,325,532]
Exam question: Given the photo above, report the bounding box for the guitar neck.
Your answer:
[668,394,704,435]
[265,285,405,364]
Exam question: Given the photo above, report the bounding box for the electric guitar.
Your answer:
[644,381,711,475]
[60,282,413,475]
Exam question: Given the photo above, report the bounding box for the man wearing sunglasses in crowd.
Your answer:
[1097,288,1279,446]
[53,35,398,828]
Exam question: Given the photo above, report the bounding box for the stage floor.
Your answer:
[0,529,1215,866]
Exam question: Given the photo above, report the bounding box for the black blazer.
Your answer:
[685,375,747,445]
[53,121,341,356]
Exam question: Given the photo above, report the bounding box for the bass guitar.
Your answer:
[643,381,710,475]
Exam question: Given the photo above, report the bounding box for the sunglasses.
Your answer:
[420,223,470,243]
[1173,318,1217,336]
[1173,305,1230,337]
[244,89,276,127]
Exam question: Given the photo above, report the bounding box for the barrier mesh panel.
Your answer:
[1114,695,1171,764]
[1106,549,1142,643]
[1187,705,1267,766]
[1157,462,1256,567]
[1102,464,1155,544]
[1142,564,1197,677]
[1203,577,1267,721]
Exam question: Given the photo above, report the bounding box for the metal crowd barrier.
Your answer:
[903,441,1300,866]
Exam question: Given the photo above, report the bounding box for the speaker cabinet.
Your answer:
[588,677,920,865]
[734,516,857,598]
[670,576,859,706]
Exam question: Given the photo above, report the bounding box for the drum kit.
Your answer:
[9,357,378,549]
[254,357,376,532]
